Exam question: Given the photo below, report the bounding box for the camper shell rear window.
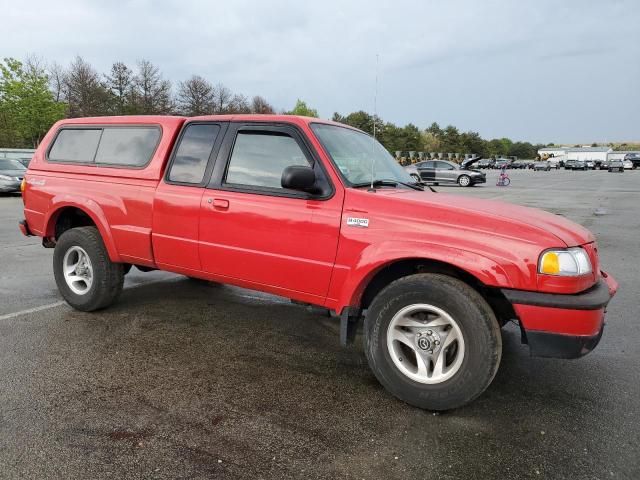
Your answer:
[47,126,161,168]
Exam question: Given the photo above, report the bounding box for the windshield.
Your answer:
[311,123,414,186]
[0,159,26,170]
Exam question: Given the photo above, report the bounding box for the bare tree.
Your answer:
[212,83,233,113]
[48,62,66,103]
[23,55,47,78]
[63,56,110,117]
[133,59,173,114]
[251,95,275,114]
[104,62,135,115]
[228,94,251,114]
[177,75,215,116]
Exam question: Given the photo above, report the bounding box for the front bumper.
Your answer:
[501,272,618,359]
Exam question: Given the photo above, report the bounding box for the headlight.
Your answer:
[0,174,13,181]
[539,247,592,276]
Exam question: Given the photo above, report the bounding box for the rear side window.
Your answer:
[167,124,220,184]
[225,131,310,189]
[48,126,160,167]
[94,128,160,166]
[48,129,102,163]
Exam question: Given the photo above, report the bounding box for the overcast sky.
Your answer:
[2,0,638,143]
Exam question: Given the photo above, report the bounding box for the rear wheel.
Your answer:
[364,273,502,411]
[53,227,124,311]
[458,175,471,187]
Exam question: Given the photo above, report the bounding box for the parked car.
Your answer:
[494,158,512,169]
[405,159,486,187]
[510,160,528,169]
[18,157,32,168]
[585,160,595,170]
[624,152,640,169]
[547,158,561,169]
[477,158,495,169]
[533,161,551,171]
[565,160,587,171]
[623,159,633,170]
[0,159,27,193]
[608,160,624,172]
[19,115,618,411]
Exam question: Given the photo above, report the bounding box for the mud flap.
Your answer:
[340,307,362,347]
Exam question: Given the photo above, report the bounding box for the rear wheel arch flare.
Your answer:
[45,204,120,262]
[50,206,97,239]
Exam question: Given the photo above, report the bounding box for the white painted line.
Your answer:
[0,277,291,321]
[0,301,66,321]
[0,277,176,322]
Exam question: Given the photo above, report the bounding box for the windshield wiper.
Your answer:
[351,179,424,191]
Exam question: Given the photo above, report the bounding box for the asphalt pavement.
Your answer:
[0,168,638,479]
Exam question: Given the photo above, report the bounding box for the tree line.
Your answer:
[0,56,276,148]
[2,55,622,158]
[332,111,546,160]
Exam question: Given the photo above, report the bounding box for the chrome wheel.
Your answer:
[62,246,93,295]
[386,303,465,384]
[458,175,471,187]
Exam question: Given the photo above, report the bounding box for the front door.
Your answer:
[418,161,436,182]
[198,124,343,301]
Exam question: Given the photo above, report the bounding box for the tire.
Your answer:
[502,177,510,186]
[457,175,471,187]
[363,273,502,411]
[53,227,124,312]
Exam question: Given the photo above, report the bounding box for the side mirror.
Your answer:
[281,165,317,192]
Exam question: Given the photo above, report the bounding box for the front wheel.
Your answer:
[364,274,502,411]
[53,227,124,311]
[458,175,471,187]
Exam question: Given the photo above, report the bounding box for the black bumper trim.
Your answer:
[19,219,33,236]
[501,279,611,311]
[525,326,604,359]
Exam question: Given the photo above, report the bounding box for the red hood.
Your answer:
[369,189,594,247]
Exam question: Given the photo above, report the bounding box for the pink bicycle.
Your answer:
[496,167,510,186]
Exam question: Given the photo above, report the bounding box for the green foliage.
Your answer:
[0,57,65,148]
[612,142,640,151]
[333,109,544,159]
[287,99,318,117]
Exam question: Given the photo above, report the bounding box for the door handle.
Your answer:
[210,198,229,210]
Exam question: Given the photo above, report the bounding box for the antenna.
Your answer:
[369,54,379,192]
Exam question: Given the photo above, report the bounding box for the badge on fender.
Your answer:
[347,217,369,228]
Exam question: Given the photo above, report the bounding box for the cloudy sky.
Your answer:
[2,0,638,143]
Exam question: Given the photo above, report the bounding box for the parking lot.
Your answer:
[0,168,638,479]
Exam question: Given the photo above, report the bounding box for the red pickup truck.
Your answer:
[19,115,618,410]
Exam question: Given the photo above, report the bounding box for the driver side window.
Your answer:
[225,131,310,189]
